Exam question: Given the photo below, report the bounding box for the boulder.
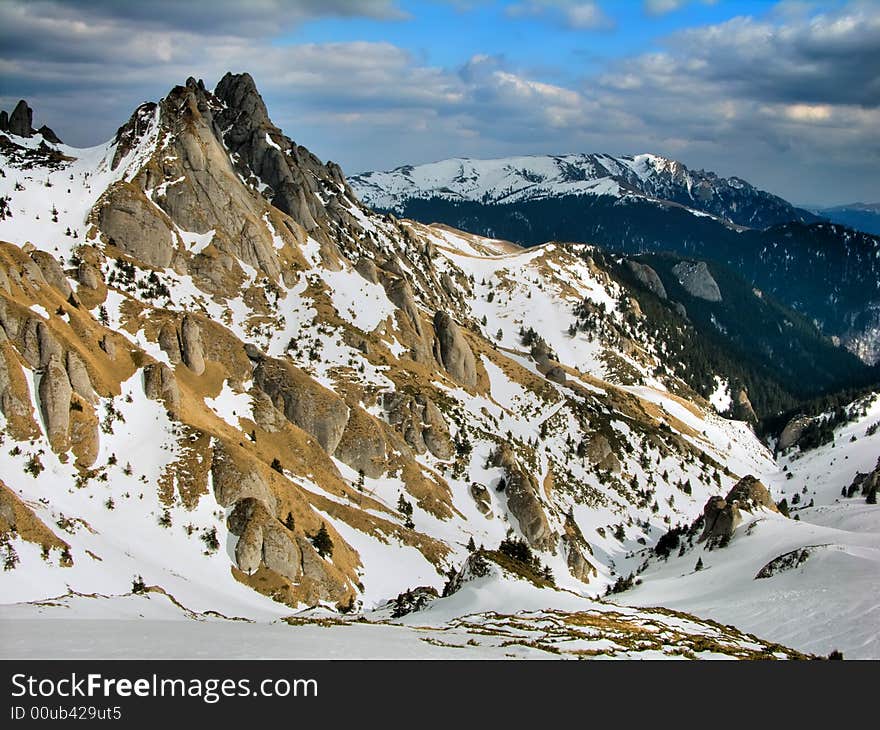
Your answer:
[76,262,103,290]
[422,399,454,460]
[432,311,477,388]
[584,433,621,474]
[355,258,379,284]
[506,471,554,551]
[227,497,301,581]
[726,475,779,513]
[732,387,758,425]
[253,357,350,454]
[384,277,422,334]
[777,415,811,452]
[699,497,738,545]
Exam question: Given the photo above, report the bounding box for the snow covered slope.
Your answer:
[0,76,876,659]
[350,153,819,229]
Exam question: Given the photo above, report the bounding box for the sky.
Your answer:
[0,0,878,206]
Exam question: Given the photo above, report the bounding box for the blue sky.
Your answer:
[0,0,876,205]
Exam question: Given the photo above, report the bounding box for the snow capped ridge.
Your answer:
[350,151,819,230]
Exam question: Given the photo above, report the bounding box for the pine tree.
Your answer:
[868,486,878,505]
[467,536,476,552]
[284,512,295,531]
[695,557,704,571]
[310,522,333,558]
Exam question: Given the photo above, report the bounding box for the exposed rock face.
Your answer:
[30,252,71,298]
[433,311,477,388]
[382,392,454,460]
[253,357,350,454]
[699,475,779,544]
[8,100,34,137]
[20,318,62,369]
[142,362,180,412]
[355,258,379,284]
[0,343,39,439]
[76,262,103,290]
[227,497,301,580]
[179,315,206,375]
[98,184,176,268]
[732,387,758,425]
[214,72,359,236]
[384,277,423,335]
[562,511,595,583]
[777,415,811,452]
[626,260,667,299]
[727,475,779,513]
[469,482,492,517]
[39,355,73,452]
[210,444,277,514]
[334,406,387,478]
[672,260,722,302]
[506,471,554,551]
[585,433,621,474]
[65,351,97,403]
[848,457,880,497]
[699,496,741,544]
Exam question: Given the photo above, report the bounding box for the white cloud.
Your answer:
[506,0,614,30]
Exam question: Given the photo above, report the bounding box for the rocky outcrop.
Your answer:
[38,354,72,452]
[384,277,423,335]
[777,415,811,452]
[253,357,350,454]
[142,362,180,412]
[626,260,667,299]
[20,318,62,369]
[699,475,779,544]
[562,511,595,583]
[8,100,34,137]
[0,343,39,439]
[227,497,301,580]
[726,475,779,513]
[382,391,454,460]
[584,433,621,474]
[489,444,554,550]
[432,311,477,388]
[732,387,758,425]
[334,406,387,478]
[698,496,741,545]
[65,351,96,403]
[469,482,492,517]
[179,315,206,375]
[672,261,722,302]
[30,252,71,298]
[210,443,277,515]
[98,184,176,268]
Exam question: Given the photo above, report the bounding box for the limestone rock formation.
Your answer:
[334,406,388,478]
[777,415,811,452]
[672,260,722,302]
[433,311,477,388]
[8,100,34,138]
[382,392,454,460]
[699,475,779,544]
[179,315,206,375]
[227,497,302,581]
[469,482,492,517]
[142,362,180,412]
[38,354,73,452]
[253,357,350,454]
[626,260,667,299]
[210,444,277,515]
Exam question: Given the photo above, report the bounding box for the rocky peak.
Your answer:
[8,100,34,137]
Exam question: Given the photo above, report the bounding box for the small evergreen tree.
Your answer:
[131,575,147,594]
[270,457,284,474]
[695,557,704,571]
[467,536,476,552]
[310,522,333,558]
[284,512,295,531]
[868,486,878,505]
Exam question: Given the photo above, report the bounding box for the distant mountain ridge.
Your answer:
[351,153,821,230]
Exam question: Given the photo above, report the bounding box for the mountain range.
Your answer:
[352,156,880,367]
[1,74,878,659]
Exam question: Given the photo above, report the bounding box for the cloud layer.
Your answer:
[0,0,876,205]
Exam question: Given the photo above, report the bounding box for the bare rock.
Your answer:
[98,184,176,269]
[65,350,97,403]
[228,497,301,581]
[8,100,33,137]
[422,398,454,460]
[157,321,182,364]
[506,471,554,551]
[626,260,667,299]
[211,444,277,515]
[179,315,206,375]
[76,262,103,290]
[142,362,180,412]
[30,252,71,298]
[432,311,477,388]
[38,354,72,452]
[253,357,349,454]
[584,433,621,474]
[672,260,722,302]
[355,258,379,284]
[698,496,741,545]
[469,483,492,517]
[726,475,779,513]
[384,277,422,335]
[334,405,387,478]
[777,415,811,452]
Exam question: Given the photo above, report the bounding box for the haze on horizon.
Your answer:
[0,0,877,207]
